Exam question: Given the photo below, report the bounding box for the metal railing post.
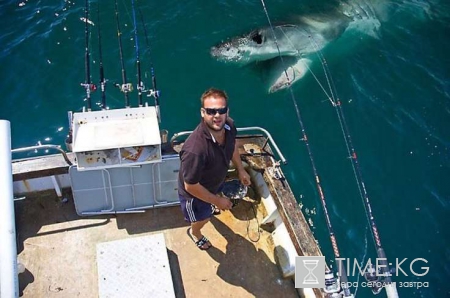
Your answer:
[0,120,19,298]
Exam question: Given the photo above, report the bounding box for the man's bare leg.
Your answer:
[191,218,211,248]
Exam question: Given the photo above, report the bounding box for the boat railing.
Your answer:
[11,144,72,166]
[170,126,287,165]
[0,120,19,297]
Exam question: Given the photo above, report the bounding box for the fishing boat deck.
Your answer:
[15,189,299,298]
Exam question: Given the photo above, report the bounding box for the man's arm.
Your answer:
[184,182,232,210]
[232,143,251,186]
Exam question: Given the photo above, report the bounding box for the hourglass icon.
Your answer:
[302,259,319,285]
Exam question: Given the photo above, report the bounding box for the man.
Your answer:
[178,88,251,250]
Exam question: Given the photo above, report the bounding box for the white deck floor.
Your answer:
[15,190,299,298]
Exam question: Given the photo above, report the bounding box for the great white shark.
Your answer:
[210,0,391,93]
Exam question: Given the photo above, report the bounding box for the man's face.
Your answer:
[201,96,228,132]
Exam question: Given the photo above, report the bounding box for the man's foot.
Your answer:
[187,228,212,250]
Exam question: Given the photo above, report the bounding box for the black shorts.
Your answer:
[179,194,215,223]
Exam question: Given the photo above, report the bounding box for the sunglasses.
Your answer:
[203,107,228,115]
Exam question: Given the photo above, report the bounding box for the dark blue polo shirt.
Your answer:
[178,118,237,198]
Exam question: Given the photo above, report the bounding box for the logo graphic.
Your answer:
[295,256,325,288]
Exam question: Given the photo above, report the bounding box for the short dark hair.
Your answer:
[200,88,228,107]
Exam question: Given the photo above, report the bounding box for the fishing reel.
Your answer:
[80,83,97,92]
[324,270,355,298]
[146,89,160,98]
[324,269,341,297]
[363,263,395,295]
[115,83,133,93]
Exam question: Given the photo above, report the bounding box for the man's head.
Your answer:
[200,88,229,132]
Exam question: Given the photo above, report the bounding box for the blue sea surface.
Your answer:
[1,0,449,297]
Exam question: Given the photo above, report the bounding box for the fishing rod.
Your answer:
[307,34,399,298]
[97,3,107,110]
[81,0,96,111]
[334,99,398,297]
[259,1,354,297]
[114,0,132,108]
[138,5,161,121]
[131,0,144,107]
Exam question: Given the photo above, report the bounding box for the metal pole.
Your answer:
[0,120,19,298]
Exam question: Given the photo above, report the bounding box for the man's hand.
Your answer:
[215,196,233,210]
[238,169,251,186]
[232,143,251,186]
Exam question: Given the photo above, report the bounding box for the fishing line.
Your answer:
[353,225,369,298]
[114,0,132,108]
[131,0,144,106]
[259,1,353,297]
[279,27,334,101]
[97,3,107,109]
[308,37,383,250]
[138,4,161,120]
[81,0,94,111]
[306,31,397,296]
[307,36,338,104]
[299,32,371,242]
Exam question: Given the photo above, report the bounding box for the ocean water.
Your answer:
[1,0,449,297]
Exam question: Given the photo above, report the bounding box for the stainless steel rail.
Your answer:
[170,126,287,164]
[11,144,73,166]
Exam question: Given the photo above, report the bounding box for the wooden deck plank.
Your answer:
[12,153,75,181]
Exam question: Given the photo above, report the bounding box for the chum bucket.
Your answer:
[220,179,248,207]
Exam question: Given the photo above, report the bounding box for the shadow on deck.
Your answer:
[15,190,298,298]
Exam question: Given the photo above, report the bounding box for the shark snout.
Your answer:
[210,42,243,62]
[210,43,233,57]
